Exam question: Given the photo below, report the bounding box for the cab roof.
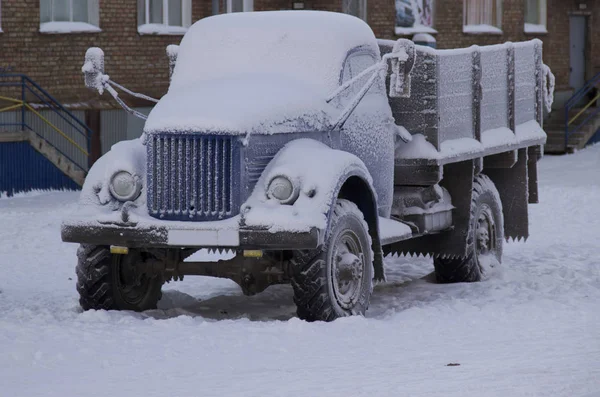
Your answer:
[169,11,379,96]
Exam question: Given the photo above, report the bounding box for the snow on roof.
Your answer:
[146,11,378,134]
[169,11,379,95]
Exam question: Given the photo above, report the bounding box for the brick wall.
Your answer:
[1,0,596,106]
[389,0,598,93]
[367,0,394,39]
[249,0,600,93]
[427,0,599,92]
[0,0,211,106]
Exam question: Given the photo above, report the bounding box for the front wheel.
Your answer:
[291,199,374,322]
[76,245,163,311]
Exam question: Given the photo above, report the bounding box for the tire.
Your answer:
[291,199,374,322]
[76,245,163,311]
[433,174,504,283]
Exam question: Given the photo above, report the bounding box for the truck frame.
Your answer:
[62,11,553,321]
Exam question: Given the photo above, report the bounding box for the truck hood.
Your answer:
[144,75,337,135]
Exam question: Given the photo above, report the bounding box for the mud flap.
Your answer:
[485,148,529,241]
[528,146,542,204]
[384,160,474,259]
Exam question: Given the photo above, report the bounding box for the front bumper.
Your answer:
[61,219,320,250]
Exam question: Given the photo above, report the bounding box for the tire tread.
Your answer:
[291,199,373,321]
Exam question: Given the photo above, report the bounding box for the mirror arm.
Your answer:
[103,84,150,121]
[107,80,159,104]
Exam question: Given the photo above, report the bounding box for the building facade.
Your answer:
[0,0,596,175]
[1,1,596,107]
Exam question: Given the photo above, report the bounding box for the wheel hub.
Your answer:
[476,205,495,257]
[115,252,155,306]
[331,231,365,310]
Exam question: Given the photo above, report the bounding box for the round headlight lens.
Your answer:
[109,171,140,202]
[267,176,298,205]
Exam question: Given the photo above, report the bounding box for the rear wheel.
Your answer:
[434,174,503,283]
[291,199,374,322]
[76,245,163,311]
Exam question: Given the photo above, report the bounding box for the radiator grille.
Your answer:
[147,134,239,221]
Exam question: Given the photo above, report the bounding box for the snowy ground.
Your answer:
[1,146,599,397]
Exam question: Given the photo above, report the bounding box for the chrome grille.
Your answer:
[147,134,238,221]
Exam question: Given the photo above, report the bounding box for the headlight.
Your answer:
[109,171,141,202]
[266,175,298,205]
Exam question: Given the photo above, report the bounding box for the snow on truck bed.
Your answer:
[381,39,548,164]
[145,11,378,134]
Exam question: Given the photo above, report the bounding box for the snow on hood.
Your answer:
[145,74,337,135]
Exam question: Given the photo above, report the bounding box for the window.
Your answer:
[343,0,367,21]
[0,1,3,33]
[463,0,502,34]
[137,0,192,35]
[340,51,382,102]
[525,0,547,33]
[227,0,253,13]
[40,0,100,33]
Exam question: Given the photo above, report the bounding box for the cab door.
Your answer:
[338,49,395,217]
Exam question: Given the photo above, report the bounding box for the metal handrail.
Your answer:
[23,85,89,141]
[564,72,600,150]
[0,96,89,167]
[24,125,88,172]
[568,92,600,126]
[0,73,92,170]
[21,74,92,136]
[566,72,600,108]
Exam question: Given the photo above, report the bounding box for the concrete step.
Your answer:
[0,131,29,142]
[0,129,86,185]
[544,144,575,154]
[27,131,86,186]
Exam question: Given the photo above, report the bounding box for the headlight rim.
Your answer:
[266,174,299,205]
[108,170,142,202]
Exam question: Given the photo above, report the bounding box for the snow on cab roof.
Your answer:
[169,11,379,96]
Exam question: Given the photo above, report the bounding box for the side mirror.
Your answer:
[166,45,179,81]
[389,39,416,98]
[82,47,106,94]
[542,64,555,113]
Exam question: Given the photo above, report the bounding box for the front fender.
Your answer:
[241,139,376,242]
[79,138,146,209]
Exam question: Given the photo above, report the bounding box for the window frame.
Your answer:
[524,0,547,34]
[138,0,192,35]
[39,0,101,34]
[226,0,253,13]
[338,48,383,106]
[342,0,367,22]
[463,0,503,35]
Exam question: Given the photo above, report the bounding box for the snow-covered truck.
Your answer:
[62,11,554,321]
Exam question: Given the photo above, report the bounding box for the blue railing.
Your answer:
[0,73,92,171]
[564,72,600,150]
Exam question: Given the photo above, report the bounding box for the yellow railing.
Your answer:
[0,95,89,156]
[568,92,600,127]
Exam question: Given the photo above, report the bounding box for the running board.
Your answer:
[378,217,413,246]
